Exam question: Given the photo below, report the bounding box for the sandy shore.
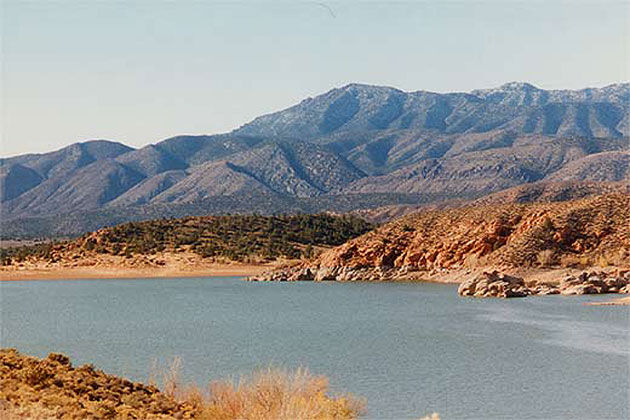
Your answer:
[0,263,271,281]
[585,296,630,306]
[0,249,292,281]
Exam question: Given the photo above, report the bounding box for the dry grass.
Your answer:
[158,360,366,420]
[536,249,556,267]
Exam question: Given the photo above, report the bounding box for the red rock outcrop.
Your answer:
[316,193,630,273]
[249,194,630,286]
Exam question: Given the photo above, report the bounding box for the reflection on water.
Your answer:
[477,303,629,356]
[1,277,628,419]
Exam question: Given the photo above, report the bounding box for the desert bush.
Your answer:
[576,255,592,267]
[536,249,556,267]
[161,357,182,399]
[559,254,582,268]
[153,359,365,420]
[590,250,630,268]
[196,367,365,420]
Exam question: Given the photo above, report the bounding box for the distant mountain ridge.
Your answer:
[1,82,628,237]
[237,82,629,139]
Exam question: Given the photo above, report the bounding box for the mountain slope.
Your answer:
[236,82,629,139]
[107,170,189,206]
[545,151,630,182]
[0,140,133,179]
[0,164,43,201]
[337,136,626,196]
[1,160,146,217]
[114,144,188,176]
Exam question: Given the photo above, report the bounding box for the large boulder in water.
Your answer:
[458,270,528,298]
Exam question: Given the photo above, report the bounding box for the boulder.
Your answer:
[555,271,630,295]
[531,284,560,295]
[458,270,527,298]
[314,267,340,281]
[289,268,314,281]
[560,284,599,295]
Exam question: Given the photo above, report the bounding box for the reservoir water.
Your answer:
[1,277,628,419]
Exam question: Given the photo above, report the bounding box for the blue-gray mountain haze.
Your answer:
[1,82,628,236]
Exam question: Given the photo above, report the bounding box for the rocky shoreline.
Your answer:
[246,265,460,283]
[457,269,630,298]
[247,266,630,299]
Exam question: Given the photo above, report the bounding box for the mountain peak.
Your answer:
[497,81,540,91]
[471,81,541,96]
[338,83,403,93]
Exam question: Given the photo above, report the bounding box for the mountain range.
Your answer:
[1,82,628,237]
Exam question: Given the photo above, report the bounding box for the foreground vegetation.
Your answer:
[0,214,373,266]
[0,349,365,419]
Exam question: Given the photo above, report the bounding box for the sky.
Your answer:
[1,0,628,157]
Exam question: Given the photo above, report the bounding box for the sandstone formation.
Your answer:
[249,266,415,283]
[313,194,630,271]
[250,194,629,277]
[249,194,630,301]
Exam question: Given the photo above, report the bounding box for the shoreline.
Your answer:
[585,296,630,306]
[0,263,271,281]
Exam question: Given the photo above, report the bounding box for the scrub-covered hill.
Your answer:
[0,214,372,276]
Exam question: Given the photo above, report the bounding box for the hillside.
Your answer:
[1,82,628,237]
[254,193,630,282]
[352,180,630,223]
[0,214,373,269]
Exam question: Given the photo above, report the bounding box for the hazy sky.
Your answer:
[2,0,628,157]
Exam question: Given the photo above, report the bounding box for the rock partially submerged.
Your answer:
[248,267,314,282]
[457,271,530,298]
[458,269,630,298]
[559,271,630,295]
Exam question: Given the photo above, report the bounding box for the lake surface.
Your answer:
[1,277,628,419]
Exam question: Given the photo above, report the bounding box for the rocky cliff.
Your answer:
[249,193,630,283]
